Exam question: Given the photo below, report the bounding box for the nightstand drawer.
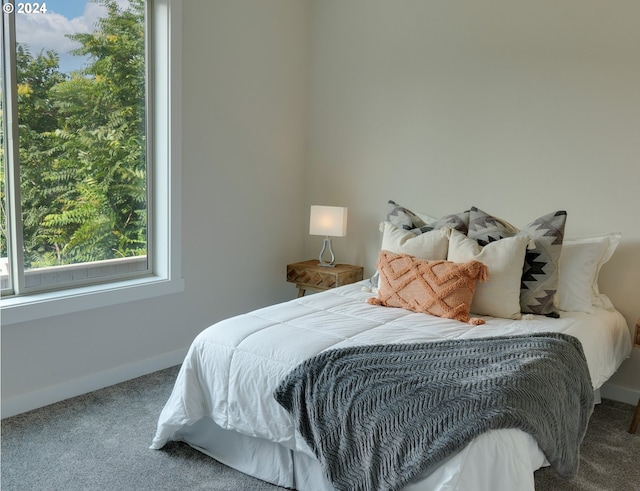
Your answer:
[287,260,363,297]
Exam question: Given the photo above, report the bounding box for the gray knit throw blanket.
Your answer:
[274,333,594,491]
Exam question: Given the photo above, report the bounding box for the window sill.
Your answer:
[0,275,184,326]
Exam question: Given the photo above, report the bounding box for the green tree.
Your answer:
[6,0,147,268]
[14,47,68,267]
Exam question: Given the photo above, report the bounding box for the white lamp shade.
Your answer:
[309,206,348,237]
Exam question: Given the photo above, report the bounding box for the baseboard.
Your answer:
[1,348,188,419]
[600,382,640,406]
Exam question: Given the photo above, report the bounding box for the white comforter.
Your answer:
[151,282,631,490]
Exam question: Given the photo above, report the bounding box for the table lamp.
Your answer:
[309,205,348,267]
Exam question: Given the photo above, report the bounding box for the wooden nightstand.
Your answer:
[286,260,364,297]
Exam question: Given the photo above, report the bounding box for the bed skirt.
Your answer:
[169,416,547,491]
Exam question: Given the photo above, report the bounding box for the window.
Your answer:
[1,0,183,323]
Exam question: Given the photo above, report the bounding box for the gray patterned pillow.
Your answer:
[468,207,567,317]
[387,200,470,235]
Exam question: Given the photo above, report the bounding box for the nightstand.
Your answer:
[286,260,364,297]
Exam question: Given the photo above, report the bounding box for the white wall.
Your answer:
[1,0,310,417]
[180,0,310,314]
[306,0,640,401]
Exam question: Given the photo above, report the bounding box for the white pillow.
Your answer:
[447,228,529,319]
[379,221,448,260]
[556,233,621,313]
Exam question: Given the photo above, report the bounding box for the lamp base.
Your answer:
[317,262,336,268]
[317,237,336,267]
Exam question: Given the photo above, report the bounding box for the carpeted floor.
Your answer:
[2,365,638,490]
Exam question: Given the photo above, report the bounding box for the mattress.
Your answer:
[151,281,632,490]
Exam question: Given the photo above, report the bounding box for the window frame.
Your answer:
[0,0,183,325]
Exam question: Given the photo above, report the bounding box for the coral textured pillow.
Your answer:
[367,250,488,325]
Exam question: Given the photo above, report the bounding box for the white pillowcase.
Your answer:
[556,233,621,314]
[447,228,530,320]
[379,221,448,260]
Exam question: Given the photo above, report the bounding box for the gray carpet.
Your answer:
[2,365,638,491]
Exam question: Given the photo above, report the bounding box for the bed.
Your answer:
[151,203,632,491]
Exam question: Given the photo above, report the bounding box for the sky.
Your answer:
[13,0,131,74]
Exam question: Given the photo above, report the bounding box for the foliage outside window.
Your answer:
[1,0,151,295]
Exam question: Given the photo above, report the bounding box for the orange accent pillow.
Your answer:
[367,250,488,325]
